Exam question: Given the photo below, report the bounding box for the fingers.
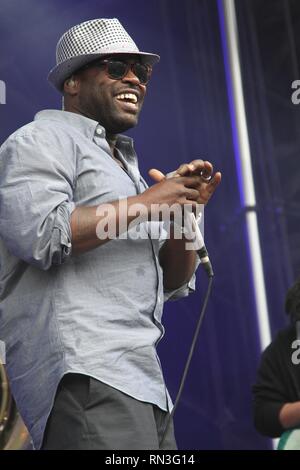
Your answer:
[184,187,200,201]
[174,159,214,178]
[175,172,222,194]
[205,172,222,195]
[200,161,214,179]
[189,159,213,176]
[148,168,165,182]
[176,162,201,176]
[178,175,204,188]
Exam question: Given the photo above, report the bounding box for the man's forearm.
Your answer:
[70,196,146,255]
[159,225,197,290]
[70,175,208,259]
[279,402,300,429]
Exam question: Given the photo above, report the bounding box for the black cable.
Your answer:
[159,274,214,448]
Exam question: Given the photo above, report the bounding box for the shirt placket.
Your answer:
[94,131,170,411]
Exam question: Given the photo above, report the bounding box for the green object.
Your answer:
[278,428,300,450]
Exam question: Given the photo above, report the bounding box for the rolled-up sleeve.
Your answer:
[159,221,200,302]
[0,127,76,270]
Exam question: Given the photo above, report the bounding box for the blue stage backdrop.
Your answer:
[0,0,296,449]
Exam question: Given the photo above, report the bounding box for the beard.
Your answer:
[77,85,142,134]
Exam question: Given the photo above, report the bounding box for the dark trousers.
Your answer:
[41,373,178,450]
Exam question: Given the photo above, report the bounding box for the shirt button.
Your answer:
[95,127,102,136]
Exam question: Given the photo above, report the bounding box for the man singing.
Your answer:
[0,18,221,449]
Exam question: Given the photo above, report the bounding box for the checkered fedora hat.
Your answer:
[48,18,160,91]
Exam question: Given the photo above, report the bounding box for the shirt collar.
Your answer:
[34,110,134,149]
[34,110,99,140]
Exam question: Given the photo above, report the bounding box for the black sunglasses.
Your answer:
[82,58,152,85]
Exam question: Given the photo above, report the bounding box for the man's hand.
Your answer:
[279,402,300,430]
[70,160,220,258]
[148,159,221,205]
[139,174,204,216]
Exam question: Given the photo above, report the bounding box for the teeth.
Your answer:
[116,93,138,104]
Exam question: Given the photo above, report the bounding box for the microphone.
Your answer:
[166,171,214,278]
[187,211,214,278]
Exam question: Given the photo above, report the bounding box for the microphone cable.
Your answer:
[159,268,214,448]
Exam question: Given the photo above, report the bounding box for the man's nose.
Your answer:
[121,67,141,85]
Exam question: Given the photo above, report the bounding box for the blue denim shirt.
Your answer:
[0,110,197,449]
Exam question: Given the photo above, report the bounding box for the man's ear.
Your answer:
[63,76,80,95]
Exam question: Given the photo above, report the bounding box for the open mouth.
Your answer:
[115,92,138,104]
[115,92,139,113]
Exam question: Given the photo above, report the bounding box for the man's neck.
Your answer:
[63,103,118,156]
